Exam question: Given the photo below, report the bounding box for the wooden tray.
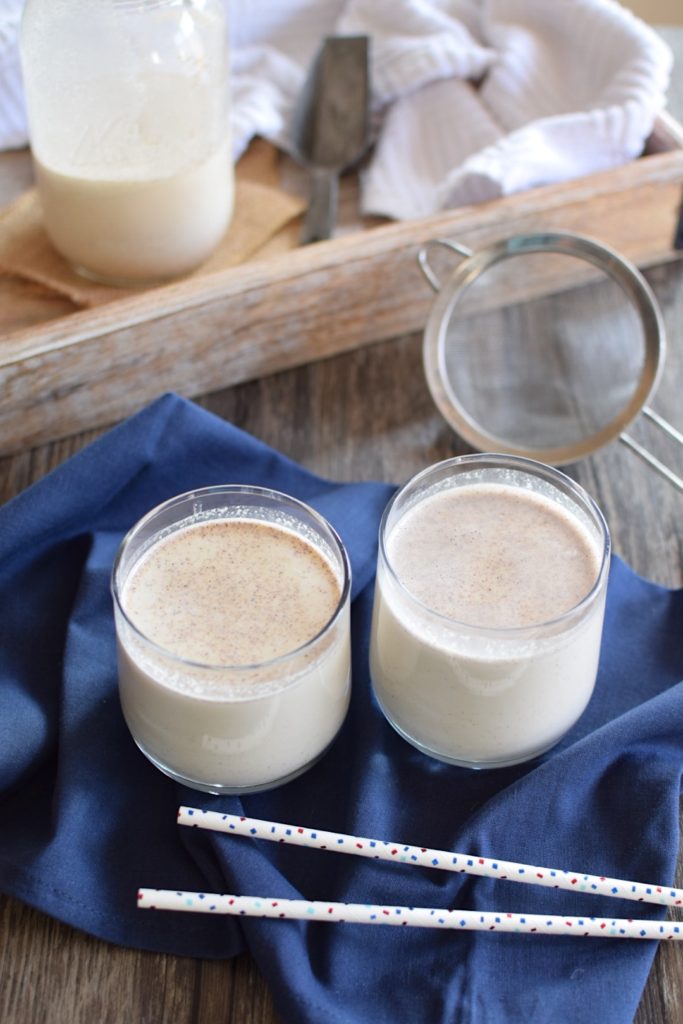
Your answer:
[2,112,683,457]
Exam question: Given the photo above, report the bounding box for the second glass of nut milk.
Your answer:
[370,455,611,769]
[20,0,233,286]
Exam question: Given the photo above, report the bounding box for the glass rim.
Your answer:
[378,453,611,638]
[111,484,352,676]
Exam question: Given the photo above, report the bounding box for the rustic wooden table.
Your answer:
[1,28,683,1024]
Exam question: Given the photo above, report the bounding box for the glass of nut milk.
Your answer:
[20,0,233,286]
[111,486,351,794]
[370,455,610,768]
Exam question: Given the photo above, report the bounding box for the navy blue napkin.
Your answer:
[1,394,682,1024]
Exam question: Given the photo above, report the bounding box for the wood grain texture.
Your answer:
[0,269,682,1022]
[0,894,278,1024]
[1,115,683,455]
[1,27,683,1024]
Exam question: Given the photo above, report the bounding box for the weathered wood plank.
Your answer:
[1,115,683,455]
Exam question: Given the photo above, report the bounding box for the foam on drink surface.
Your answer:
[386,483,601,630]
[115,509,351,790]
[371,477,608,766]
[122,517,341,667]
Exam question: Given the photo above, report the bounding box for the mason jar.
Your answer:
[20,0,233,286]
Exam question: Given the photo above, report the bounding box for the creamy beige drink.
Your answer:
[35,143,233,284]
[21,1,232,284]
[370,457,610,768]
[112,487,351,793]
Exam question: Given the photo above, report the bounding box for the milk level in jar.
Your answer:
[21,1,232,283]
[116,516,350,791]
[34,142,232,283]
[370,482,606,767]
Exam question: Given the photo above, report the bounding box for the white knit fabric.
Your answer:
[0,0,27,151]
[336,0,494,106]
[1,0,673,218]
[357,0,672,216]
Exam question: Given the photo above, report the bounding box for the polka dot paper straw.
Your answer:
[178,806,683,910]
[137,888,683,941]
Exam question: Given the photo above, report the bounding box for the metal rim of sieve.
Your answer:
[418,231,680,480]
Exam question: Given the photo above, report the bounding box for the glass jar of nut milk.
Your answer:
[20,0,233,286]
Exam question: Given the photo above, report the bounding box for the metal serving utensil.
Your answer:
[292,35,370,244]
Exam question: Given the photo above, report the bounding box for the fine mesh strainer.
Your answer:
[418,232,683,492]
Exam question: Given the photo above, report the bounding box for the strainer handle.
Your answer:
[620,407,683,493]
[417,239,473,292]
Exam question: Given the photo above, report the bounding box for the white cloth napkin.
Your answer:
[1,0,672,219]
[346,0,673,216]
[0,0,26,151]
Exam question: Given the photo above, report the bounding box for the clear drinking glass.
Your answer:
[111,485,351,794]
[370,455,611,769]
[20,0,233,286]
